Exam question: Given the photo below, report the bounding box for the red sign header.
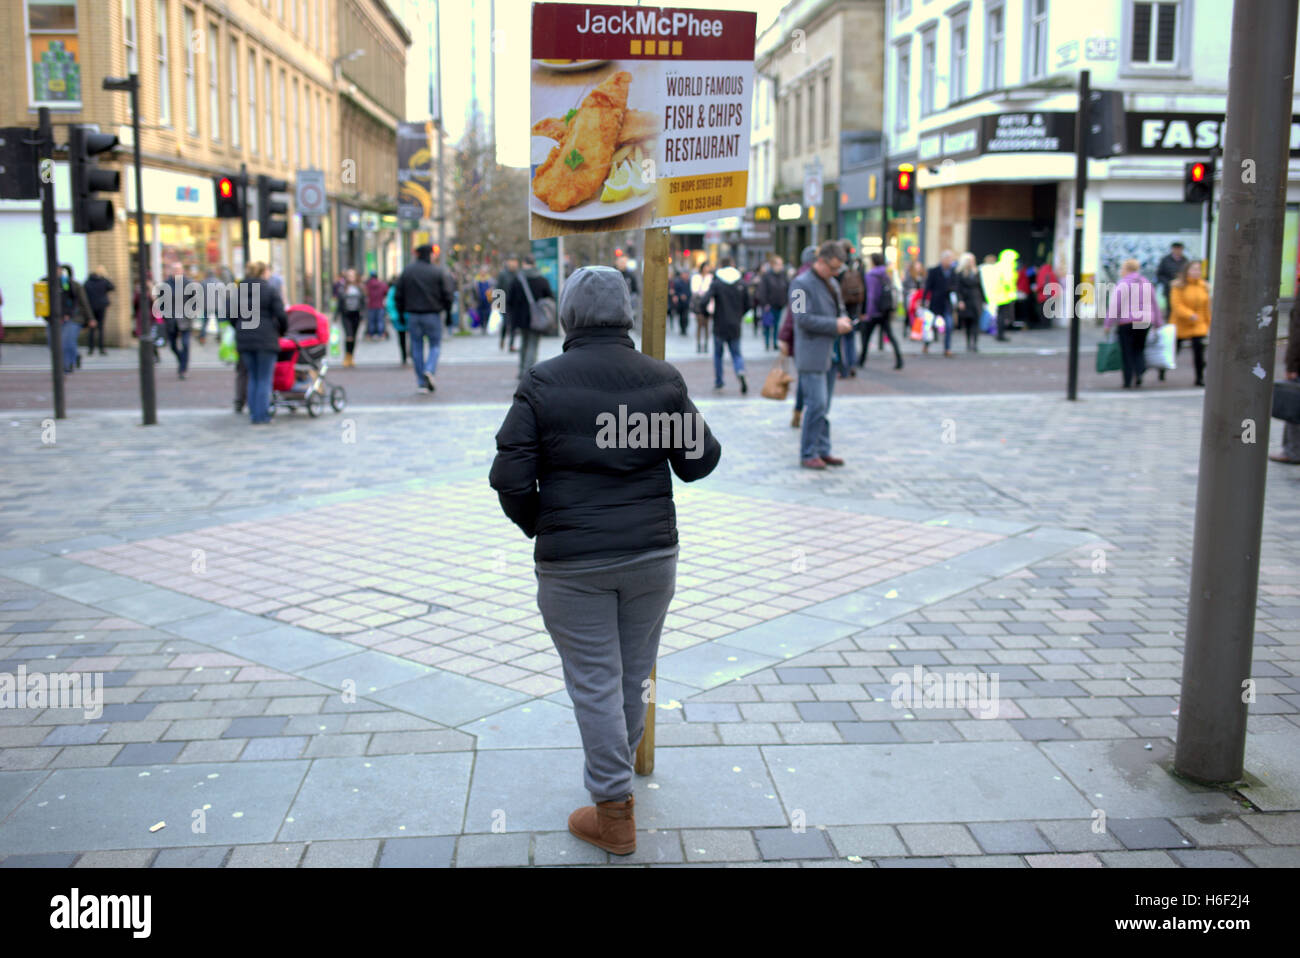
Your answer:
[532,3,757,61]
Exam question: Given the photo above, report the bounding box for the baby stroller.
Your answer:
[269,304,346,418]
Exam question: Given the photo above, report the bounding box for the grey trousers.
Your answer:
[536,552,677,803]
[1283,421,1300,460]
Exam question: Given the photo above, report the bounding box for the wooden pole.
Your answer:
[634,225,669,776]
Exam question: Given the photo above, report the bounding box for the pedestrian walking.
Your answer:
[670,268,692,336]
[1156,241,1188,312]
[488,265,721,856]
[365,271,389,341]
[1169,260,1211,387]
[82,265,114,357]
[497,256,520,353]
[234,262,287,424]
[507,254,555,377]
[790,241,853,469]
[1104,258,1162,389]
[954,252,985,353]
[923,250,958,357]
[395,243,455,393]
[990,249,1019,341]
[778,246,818,428]
[704,257,749,393]
[690,262,713,353]
[836,255,865,376]
[158,262,195,379]
[56,265,94,374]
[1270,301,1300,464]
[859,252,904,369]
[338,269,364,367]
[756,255,788,352]
[385,277,407,365]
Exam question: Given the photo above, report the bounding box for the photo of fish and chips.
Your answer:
[529,62,661,237]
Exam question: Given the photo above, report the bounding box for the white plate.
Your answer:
[530,186,655,222]
[534,59,610,72]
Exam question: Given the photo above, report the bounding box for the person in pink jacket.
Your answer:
[1104,258,1163,388]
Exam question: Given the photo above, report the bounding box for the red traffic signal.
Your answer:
[1189,163,1207,183]
[213,174,243,218]
[891,165,915,212]
[1183,159,1213,203]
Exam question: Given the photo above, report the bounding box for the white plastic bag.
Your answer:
[487,307,502,336]
[1144,324,1176,371]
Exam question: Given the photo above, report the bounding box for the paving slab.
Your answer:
[0,761,308,854]
[657,641,782,690]
[459,699,582,750]
[368,670,532,727]
[277,753,472,842]
[762,742,1094,825]
[204,625,362,673]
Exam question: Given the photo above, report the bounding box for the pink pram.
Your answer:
[269,304,346,417]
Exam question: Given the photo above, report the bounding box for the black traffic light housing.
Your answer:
[257,174,288,239]
[1184,160,1213,203]
[69,124,120,233]
[214,174,244,218]
[891,165,915,212]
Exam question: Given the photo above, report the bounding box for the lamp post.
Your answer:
[103,74,156,426]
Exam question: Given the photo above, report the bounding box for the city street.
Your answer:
[1,343,1297,868]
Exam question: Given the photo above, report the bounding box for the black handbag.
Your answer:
[518,272,556,334]
[1272,379,1300,422]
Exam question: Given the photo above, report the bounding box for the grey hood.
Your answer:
[559,266,634,332]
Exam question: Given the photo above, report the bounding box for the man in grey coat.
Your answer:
[788,241,853,469]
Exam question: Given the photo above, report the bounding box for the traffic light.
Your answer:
[891,165,915,212]
[69,124,119,233]
[213,174,243,218]
[257,174,288,239]
[1184,160,1213,203]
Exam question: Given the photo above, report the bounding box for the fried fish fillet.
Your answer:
[532,109,658,146]
[532,71,630,212]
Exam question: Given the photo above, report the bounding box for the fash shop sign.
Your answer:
[1126,112,1300,156]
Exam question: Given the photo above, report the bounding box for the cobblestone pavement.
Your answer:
[0,387,1297,867]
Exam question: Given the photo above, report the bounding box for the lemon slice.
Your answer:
[630,161,653,196]
[600,161,634,203]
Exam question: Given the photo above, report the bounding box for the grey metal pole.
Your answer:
[38,107,65,420]
[1174,0,1299,784]
[1067,69,1088,402]
[130,76,156,426]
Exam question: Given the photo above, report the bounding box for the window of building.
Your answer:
[822,74,830,144]
[985,3,1005,91]
[1128,0,1184,70]
[319,92,326,173]
[1026,0,1049,81]
[208,21,220,141]
[124,0,138,75]
[920,28,936,117]
[279,70,288,165]
[305,83,313,165]
[247,50,257,153]
[896,0,912,17]
[895,44,910,134]
[807,81,815,150]
[277,0,284,20]
[156,0,171,124]
[229,36,240,148]
[950,11,968,102]
[292,77,300,168]
[183,7,198,135]
[794,89,801,156]
[264,61,273,160]
[291,0,297,32]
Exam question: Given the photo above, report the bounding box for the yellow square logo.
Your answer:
[658,40,670,55]
[672,40,683,55]
[630,40,641,55]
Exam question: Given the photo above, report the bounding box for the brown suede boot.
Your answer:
[568,794,636,855]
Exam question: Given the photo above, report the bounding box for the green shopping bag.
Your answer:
[1095,336,1122,373]
[218,323,238,364]
[329,323,342,358]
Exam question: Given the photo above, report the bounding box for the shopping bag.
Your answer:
[760,357,794,400]
[909,312,925,340]
[1272,380,1300,422]
[1143,324,1176,371]
[329,323,342,358]
[1095,336,1122,373]
[218,323,238,363]
[918,307,936,343]
[980,306,997,335]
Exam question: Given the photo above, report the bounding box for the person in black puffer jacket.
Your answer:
[233,262,287,424]
[489,265,720,856]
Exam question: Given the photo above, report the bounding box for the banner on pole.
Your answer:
[397,121,435,222]
[529,3,755,239]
